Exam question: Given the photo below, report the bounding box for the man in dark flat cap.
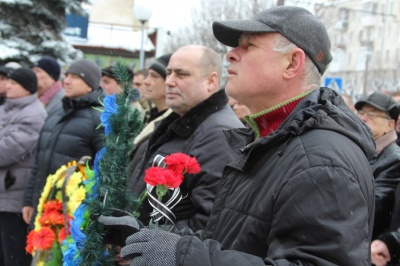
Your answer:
[97,6,375,265]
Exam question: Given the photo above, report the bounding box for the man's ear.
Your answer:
[387,119,396,131]
[207,72,218,92]
[282,48,305,80]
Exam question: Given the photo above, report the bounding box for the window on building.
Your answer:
[398,26,400,43]
[390,1,394,15]
[369,29,374,41]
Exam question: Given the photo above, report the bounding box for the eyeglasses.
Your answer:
[357,109,390,120]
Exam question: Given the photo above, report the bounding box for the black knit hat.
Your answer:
[8,68,38,94]
[355,92,399,120]
[149,53,172,80]
[0,66,12,77]
[66,59,101,90]
[32,55,61,81]
[102,65,134,83]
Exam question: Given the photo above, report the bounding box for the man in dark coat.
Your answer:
[97,6,375,265]
[22,59,105,227]
[372,183,400,266]
[130,45,244,231]
[355,92,400,240]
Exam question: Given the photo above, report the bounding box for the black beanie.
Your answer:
[32,55,61,81]
[148,53,172,80]
[0,66,12,77]
[8,68,38,94]
[102,65,134,83]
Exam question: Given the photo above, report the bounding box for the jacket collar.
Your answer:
[168,89,228,138]
[3,93,39,111]
[375,129,397,154]
[62,87,104,111]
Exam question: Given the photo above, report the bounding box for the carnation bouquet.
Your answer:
[144,153,201,230]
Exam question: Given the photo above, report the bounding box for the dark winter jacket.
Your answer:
[371,131,400,240]
[378,183,400,265]
[0,94,47,213]
[176,88,376,265]
[130,89,244,231]
[23,87,105,223]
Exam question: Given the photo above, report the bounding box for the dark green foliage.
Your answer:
[0,0,89,65]
[79,60,144,265]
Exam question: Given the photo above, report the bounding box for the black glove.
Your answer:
[121,228,181,266]
[95,209,144,246]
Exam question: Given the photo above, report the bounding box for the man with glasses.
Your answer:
[355,92,400,242]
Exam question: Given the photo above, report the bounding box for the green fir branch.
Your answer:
[79,60,144,265]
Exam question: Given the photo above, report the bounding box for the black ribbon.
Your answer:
[147,155,182,226]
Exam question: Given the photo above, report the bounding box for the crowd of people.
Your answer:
[1,5,400,266]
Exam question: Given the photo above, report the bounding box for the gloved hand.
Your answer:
[95,209,144,246]
[121,228,181,266]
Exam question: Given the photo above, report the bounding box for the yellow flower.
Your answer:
[55,191,63,201]
[65,172,83,196]
[68,186,86,214]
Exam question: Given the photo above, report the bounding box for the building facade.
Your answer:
[316,0,400,99]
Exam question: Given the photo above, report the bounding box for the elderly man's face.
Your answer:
[165,47,211,116]
[357,104,394,140]
[225,32,288,113]
[32,67,55,96]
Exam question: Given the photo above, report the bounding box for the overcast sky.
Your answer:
[148,0,200,31]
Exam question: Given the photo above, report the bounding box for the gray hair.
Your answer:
[272,35,320,91]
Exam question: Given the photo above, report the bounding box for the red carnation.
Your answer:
[164,153,201,175]
[144,167,183,189]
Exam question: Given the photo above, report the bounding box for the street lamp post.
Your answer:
[133,0,153,69]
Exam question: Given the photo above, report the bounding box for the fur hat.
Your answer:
[32,55,61,81]
[8,68,38,94]
[66,59,101,90]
